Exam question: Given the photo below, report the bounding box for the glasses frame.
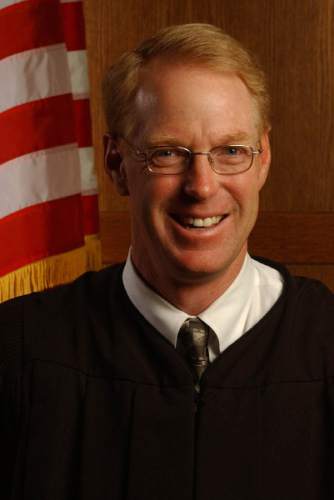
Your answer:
[122,137,263,175]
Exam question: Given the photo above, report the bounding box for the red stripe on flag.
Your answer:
[82,194,99,235]
[61,1,86,51]
[0,195,84,276]
[0,95,76,165]
[0,0,64,60]
[73,99,92,147]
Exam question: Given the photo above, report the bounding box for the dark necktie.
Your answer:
[176,317,210,386]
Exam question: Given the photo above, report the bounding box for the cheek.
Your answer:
[127,178,166,228]
[222,178,261,221]
[223,177,253,203]
[129,175,181,209]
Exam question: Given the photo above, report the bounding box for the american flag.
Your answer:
[0,0,101,302]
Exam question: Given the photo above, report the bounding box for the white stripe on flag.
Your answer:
[78,146,98,195]
[67,50,90,98]
[0,44,71,113]
[0,0,26,8]
[0,144,81,219]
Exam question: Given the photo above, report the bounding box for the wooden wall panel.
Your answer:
[83,0,334,291]
[287,265,334,289]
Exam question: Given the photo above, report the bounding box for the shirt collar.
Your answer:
[122,250,253,351]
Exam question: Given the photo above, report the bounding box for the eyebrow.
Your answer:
[143,131,254,148]
[143,137,184,148]
[217,132,253,143]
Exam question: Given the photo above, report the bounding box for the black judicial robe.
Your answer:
[0,258,334,500]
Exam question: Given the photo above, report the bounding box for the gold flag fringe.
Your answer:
[0,234,102,304]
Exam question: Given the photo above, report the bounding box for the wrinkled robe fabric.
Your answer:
[1,258,334,500]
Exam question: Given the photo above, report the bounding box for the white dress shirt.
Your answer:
[122,253,283,361]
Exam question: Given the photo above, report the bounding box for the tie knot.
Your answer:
[177,317,210,385]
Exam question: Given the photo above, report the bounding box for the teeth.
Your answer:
[183,216,223,228]
[193,218,204,227]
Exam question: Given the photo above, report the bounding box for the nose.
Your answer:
[183,153,220,200]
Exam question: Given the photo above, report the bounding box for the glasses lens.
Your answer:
[211,145,252,174]
[150,147,189,172]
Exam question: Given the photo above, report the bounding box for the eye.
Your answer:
[212,145,250,161]
[223,146,245,156]
[154,149,178,158]
[150,147,187,166]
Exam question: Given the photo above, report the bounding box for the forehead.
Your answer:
[132,60,260,143]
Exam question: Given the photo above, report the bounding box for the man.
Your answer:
[1,24,333,500]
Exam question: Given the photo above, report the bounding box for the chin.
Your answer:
[168,243,247,282]
[167,252,233,283]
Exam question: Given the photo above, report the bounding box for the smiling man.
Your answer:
[106,58,271,314]
[1,24,334,500]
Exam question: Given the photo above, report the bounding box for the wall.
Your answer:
[84,0,334,290]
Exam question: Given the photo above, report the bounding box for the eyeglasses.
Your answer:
[123,138,263,175]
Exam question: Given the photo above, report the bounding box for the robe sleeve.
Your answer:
[0,298,24,497]
[320,282,334,373]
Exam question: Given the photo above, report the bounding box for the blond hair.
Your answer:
[102,23,270,137]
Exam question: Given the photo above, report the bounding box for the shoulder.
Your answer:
[251,256,334,378]
[252,255,333,339]
[254,255,334,359]
[0,263,124,317]
[0,264,125,370]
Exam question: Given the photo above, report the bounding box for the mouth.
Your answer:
[172,214,228,229]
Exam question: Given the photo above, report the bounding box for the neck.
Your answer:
[132,249,247,315]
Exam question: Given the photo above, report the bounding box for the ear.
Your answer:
[103,134,129,196]
[257,129,271,190]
